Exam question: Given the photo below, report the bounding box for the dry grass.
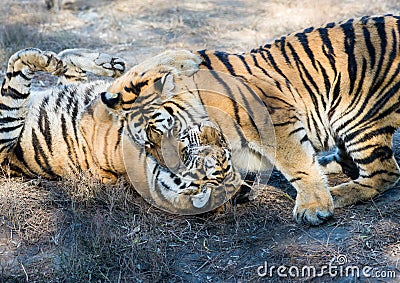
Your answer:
[0,0,400,282]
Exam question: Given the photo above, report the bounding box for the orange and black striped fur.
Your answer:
[0,48,237,213]
[104,15,400,225]
[0,48,127,181]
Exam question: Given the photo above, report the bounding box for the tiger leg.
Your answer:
[274,125,334,226]
[330,133,400,207]
[56,49,126,84]
[0,48,65,158]
[319,141,359,179]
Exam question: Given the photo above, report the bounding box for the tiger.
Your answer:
[102,14,400,225]
[0,48,239,213]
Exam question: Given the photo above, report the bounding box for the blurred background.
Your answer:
[1,0,399,69]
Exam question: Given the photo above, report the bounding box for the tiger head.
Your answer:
[97,52,243,214]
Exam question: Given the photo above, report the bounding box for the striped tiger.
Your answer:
[103,14,400,225]
[0,48,237,213]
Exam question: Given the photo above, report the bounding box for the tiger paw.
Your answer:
[140,49,202,77]
[293,191,334,225]
[94,53,126,78]
[330,183,379,208]
[11,48,66,76]
[57,49,126,79]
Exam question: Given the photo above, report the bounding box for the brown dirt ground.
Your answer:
[0,0,400,282]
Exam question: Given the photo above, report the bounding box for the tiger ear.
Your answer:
[158,73,176,99]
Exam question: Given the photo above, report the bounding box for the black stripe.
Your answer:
[114,121,125,151]
[214,51,236,75]
[347,143,379,154]
[0,137,17,145]
[295,31,318,71]
[0,116,23,123]
[2,86,29,99]
[81,143,90,171]
[346,126,395,147]
[360,15,370,25]
[123,79,149,96]
[361,77,400,124]
[353,145,393,165]
[102,125,113,171]
[372,26,399,97]
[370,17,388,95]
[234,80,259,127]
[335,58,368,131]
[236,54,253,75]
[316,60,330,106]
[277,36,292,66]
[329,74,343,122]
[328,96,342,123]
[263,49,289,82]
[38,98,52,153]
[100,168,119,179]
[0,103,20,111]
[317,27,337,75]
[83,90,93,106]
[286,42,322,114]
[288,127,304,136]
[13,142,31,172]
[208,70,248,146]
[289,177,302,183]
[250,54,270,77]
[55,87,69,109]
[366,27,399,108]
[300,135,309,144]
[255,87,294,107]
[331,73,341,107]
[71,96,80,147]
[0,123,23,133]
[10,70,30,81]
[61,114,74,164]
[362,26,376,69]
[32,129,55,176]
[341,18,357,94]
[310,112,323,146]
[0,143,14,155]
[197,50,212,69]
[345,57,368,114]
